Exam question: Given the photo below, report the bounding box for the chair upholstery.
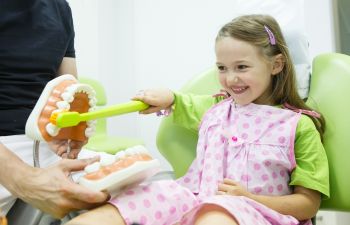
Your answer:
[79,77,144,154]
[306,53,350,211]
[156,68,220,178]
[156,53,350,211]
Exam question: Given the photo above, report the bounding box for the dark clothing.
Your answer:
[0,0,75,135]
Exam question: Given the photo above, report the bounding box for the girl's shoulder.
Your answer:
[296,114,318,134]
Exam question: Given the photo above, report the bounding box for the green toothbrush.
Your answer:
[51,101,149,128]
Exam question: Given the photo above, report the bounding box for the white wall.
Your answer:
[304,0,336,59]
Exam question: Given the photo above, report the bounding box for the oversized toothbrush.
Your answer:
[25,74,160,195]
[51,100,149,128]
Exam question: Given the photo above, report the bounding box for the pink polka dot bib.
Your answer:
[178,98,301,199]
[109,98,312,225]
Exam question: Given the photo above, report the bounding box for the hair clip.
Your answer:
[264,25,276,45]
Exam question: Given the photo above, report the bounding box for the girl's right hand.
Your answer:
[132,88,175,114]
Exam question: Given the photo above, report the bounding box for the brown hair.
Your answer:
[216,14,325,139]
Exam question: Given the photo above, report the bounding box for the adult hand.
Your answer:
[48,139,87,159]
[132,88,174,114]
[13,157,108,218]
[217,178,252,198]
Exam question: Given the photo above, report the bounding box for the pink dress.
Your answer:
[109,98,312,225]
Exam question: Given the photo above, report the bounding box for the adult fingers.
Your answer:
[60,157,100,172]
[68,140,87,159]
[66,182,108,203]
[49,139,68,156]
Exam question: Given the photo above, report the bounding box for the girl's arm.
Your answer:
[218,179,321,221]
[133,89,222,132]
[248,185,320,220]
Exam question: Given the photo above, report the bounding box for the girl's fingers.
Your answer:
[216,191,226,195]
[223,178,239,185]
[218,183,232,192]
[139,106,163,114]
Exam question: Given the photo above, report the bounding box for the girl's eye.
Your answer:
[237,65,248,70]
[217,65,226,72]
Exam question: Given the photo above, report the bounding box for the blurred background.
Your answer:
[67,0,349,224]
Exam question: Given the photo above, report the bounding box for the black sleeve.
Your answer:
[64,1,75,58]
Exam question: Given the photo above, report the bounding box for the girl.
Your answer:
[67,14,329,225]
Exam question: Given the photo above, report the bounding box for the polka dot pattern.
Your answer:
[107,101,304,225]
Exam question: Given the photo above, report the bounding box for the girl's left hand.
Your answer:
[217,178,252,198]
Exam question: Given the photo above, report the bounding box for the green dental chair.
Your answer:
[157,53,350,214]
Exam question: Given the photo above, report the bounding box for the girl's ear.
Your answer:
[271,54,285,75]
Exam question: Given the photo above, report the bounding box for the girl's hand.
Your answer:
[217,178,252,198]
[48,139,88,159]
[132,88,175,114]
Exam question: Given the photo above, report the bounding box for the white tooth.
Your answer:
[61,92,74,103]
[100,154,115,166]
[90,89,96,96]
[89,98,97,107]
[84,127,95,138]
[115,151,126,160]
[66,85,76,93]
[125,147,138,156]
[51,109,62,114]
[45,123,60,136]
[87,120,97,126]
[88,106,96,112]
[56,101,70,110]
[134,145,148,154]
[84,162,101,174]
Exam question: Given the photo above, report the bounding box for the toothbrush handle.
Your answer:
[81,101,149,121]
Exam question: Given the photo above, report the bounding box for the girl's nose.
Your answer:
[226,73,239,84]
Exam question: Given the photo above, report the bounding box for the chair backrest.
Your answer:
[306,53,350,211]
[78,76,108,135]
[156,68,220,178]
[156,53,350,211]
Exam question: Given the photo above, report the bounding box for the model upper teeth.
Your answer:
[46,123,60,136]
[56,101,70,110]
[45,83,97,137]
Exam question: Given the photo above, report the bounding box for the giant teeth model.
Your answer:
[79,145,161,196]
[25,74,97,142]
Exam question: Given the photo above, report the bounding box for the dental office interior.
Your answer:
[69,0,348,224]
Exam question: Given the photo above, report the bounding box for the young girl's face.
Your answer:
[215,37,275,106]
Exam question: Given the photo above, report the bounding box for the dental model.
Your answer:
[79,145,161,195]
[25,75,157,194]
[25,74,97,142]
